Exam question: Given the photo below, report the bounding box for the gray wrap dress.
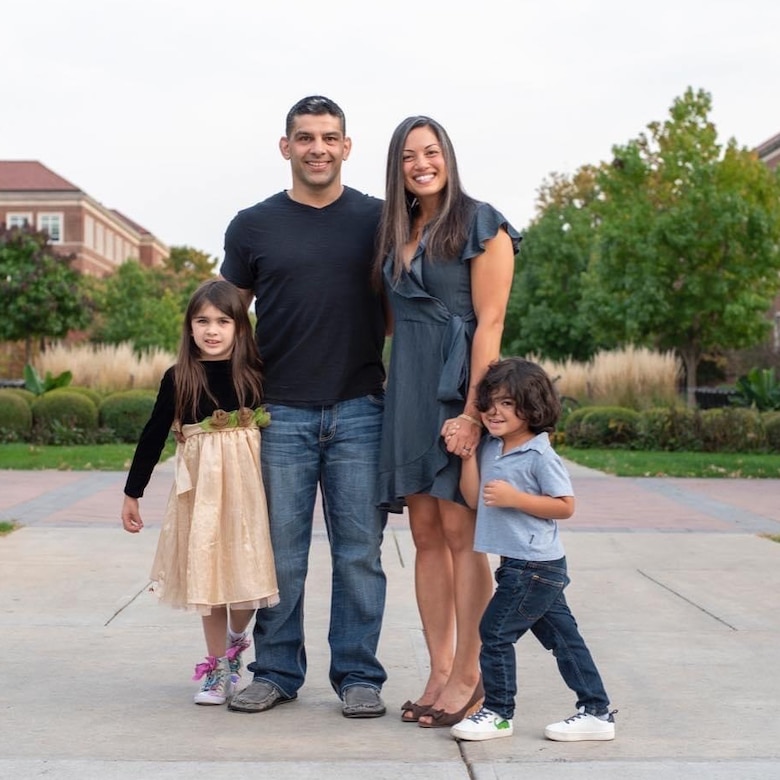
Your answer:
[378,202,522,509]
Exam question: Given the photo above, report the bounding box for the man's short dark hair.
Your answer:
[285,95,346,137]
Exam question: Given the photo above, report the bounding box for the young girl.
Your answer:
[121,279,279,706]
[451,357,616,742]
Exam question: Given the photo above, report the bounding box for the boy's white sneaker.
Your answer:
[450,706,513,741]
[544,707,616,741]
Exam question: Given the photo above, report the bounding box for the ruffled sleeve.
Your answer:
[459,201,522,263]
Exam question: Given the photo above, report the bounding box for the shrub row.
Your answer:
[562,405,780,453]
[0,387,156,445]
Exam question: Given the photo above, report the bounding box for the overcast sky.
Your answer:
[3,0,779,261]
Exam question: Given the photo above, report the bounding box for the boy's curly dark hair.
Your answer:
[475,358,561,434]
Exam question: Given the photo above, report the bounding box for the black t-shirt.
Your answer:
[221,186,386,406]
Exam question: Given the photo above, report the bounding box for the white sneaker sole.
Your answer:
[193,683,234,706]
[544,727,615,742]
[450,725,514,741]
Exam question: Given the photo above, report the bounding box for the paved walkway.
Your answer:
[1,459,779,779]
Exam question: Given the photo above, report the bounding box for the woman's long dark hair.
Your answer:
[374,116,476,284]
[173,279,263,421]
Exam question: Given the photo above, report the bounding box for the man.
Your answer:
[220,96,388,718]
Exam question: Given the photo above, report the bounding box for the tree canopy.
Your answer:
[507,87,780,402]
[0,225,91,361]
[89,245,218,353]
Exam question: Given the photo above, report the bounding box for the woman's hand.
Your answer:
[441,416,481,459]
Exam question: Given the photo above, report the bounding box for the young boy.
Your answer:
[450,357,616,742]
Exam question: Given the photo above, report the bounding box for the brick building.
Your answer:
[756,131,780,172]
[0,161,168,276]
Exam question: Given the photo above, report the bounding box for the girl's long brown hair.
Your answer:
[173,279,263,421]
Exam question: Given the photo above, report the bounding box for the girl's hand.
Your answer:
[121,496,144,533]
[441,416,481,459]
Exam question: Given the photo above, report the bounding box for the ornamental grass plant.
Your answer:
[536,346,682,410]
[35,342,174,394]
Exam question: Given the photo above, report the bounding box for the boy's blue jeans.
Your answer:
[479,556,610,720]
[247,395,388,697]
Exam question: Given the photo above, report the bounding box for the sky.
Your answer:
[3,0,780,262]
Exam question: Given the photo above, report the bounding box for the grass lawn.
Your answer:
[0,441,176,471]
[560,446,780,478]
[0,441,777,477]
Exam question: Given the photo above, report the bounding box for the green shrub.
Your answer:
[0,390,33,441]
[48,385,102,408]
[561,406,594,447]
[637,406,702,451]
[763,412,780,453]
[700,407,766,453]
[31,391,99,436]
[1,387,36,406]
[580,406,640,447]
[100,390,156,442]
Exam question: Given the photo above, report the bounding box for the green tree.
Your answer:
[165,245,218,279]
[91,260,182,353]
[0,225,91,362]
[504,167,604,361]
[583,87,780,403]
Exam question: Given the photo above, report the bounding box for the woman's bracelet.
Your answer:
[458,413,482,428]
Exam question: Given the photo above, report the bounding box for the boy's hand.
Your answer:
[483,479,518,508]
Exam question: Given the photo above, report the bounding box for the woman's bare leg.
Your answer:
[418,498,492,725]
[403,494,455,718]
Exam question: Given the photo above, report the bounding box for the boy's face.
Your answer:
[480,390,532,447]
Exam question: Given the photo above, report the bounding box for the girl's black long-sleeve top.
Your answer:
[124,361,250,499]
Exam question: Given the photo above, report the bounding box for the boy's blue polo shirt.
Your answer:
[474,432,573,561]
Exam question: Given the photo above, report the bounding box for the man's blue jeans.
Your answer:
[479,557,610,720]
[248,394,388,697]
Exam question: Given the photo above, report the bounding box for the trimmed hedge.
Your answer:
[700,407,766,453]
[2,387,36,406]
[764,412,780,452]
[99,390,156,442]
[31,391,99,433]
[48,385,102,408]
[636,406,702,451]
[564,406,639,448]
[0,390,33,439]
[560,404,779,452]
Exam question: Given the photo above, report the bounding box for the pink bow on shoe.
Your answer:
[192,656,218,681]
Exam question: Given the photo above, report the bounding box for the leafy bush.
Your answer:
[564,406,639,448]
[24,363,72,395]
[100,390,156,442]
[637,406,702,451]
[763,412,780,453]
[731,367,780,411]
[0,390,33,441]
[561,406,594,447]
[31,391,98,437]
[700,407,766,453]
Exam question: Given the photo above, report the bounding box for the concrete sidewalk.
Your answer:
[1,459,779,779]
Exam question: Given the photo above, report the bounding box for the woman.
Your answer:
[376,116,521,727]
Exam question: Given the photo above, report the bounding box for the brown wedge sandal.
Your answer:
[401,699,433,723]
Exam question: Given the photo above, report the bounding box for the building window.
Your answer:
[6,213,32,228]
[84,215,94,249]
[37,213,63,243]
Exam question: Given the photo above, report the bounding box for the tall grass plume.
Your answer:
[36,343,174,394]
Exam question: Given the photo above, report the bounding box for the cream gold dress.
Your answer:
[150,418,279,615]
